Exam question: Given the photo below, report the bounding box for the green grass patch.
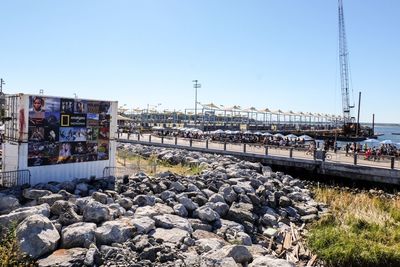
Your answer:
[0,224,34,266]
[307,189,400,267]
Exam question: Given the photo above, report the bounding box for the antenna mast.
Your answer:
[338,0,354,123]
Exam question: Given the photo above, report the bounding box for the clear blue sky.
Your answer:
[1,0,399,123]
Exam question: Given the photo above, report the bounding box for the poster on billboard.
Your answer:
[27,95,112,167]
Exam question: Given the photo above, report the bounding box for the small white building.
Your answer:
[1,93,117,185]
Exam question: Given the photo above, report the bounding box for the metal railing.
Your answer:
[0,169,31,187]
[118,133,400,170]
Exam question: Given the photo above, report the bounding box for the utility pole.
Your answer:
[355,91,361,136]
[0,79,5,94]
[192,80,201,125]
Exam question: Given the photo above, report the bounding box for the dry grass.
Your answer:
[308,187,400,267]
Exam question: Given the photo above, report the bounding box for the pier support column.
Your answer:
[354,153,358,165]
[149,135,151,142]
[190,139,193,147]
[224,142,227,151]
[391,157,395,169]
[289,148,293,158]
[243,144,247,153]
[206,139,209,149]
[175,137,177,145]
[313,149,316,160]
[265,146,268,155]
[138,134,140,141]
[161,136,164,144]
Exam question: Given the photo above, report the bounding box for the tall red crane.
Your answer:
[338,0,354,123]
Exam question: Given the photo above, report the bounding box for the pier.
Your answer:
[117,133,400,185]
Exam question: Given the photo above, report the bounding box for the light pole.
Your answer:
[192,80,201,125]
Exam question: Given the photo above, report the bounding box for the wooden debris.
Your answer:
[307,254,318,266]
[283,232,292,250]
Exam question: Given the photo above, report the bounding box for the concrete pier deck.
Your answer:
[117,134,400,185]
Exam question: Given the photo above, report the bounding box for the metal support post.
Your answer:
[190,139,193,147]
[206,139,209,149]
[161,136,164,144]
[149,135,151,142]
[289,148,293,158]
[243,144,246,153]
[391,157,395,169]
[265,146,268,155]
[224,142,227,151]
[354,153,357,165]
[175,137,177,145]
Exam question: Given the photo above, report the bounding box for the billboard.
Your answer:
[27,96,111,167]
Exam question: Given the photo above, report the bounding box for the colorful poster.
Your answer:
[27,96,111,166]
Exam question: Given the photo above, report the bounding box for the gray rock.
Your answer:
[301,214,318,223]
[204,245,252,264]
[132,216,155,234]
[261,213,278,227]
[154,214,193,233]
[16,214,60,259]
[75,183,89,195]
[133,195,156,207]
[50,200,76,216]
[23,189,52,200]
[0,195,20,214]
[84,244,102,266]
[174,203,188,217]
[61,222,97,248]
[196,206,220,223]
[226,202,256,224]
[37,248,88,267]
[92,192,108,204]
[226,231,252,246]
[219,186,237,204]
[200,257,238,267]
[188,218,213,232]
[151,228,190,244]
[249,255,296,267]
[160,190,176,201]
[177,195,198,211]
[58,208,83,226]
[170,181,186,192]
[209,193,226,203]
[37,194,64,206]
[108,203,126,218]
[279,196,292,207]
[134,203,174,218]
[95,217,135,245]
[116,197,133,210]
[196,238,226,253]
[0,204,50,228]
[83,200,112,223]
[210,202,229,217]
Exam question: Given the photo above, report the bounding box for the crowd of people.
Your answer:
[345,142,400,160]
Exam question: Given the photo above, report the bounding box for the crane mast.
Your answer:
[338,0,354,123]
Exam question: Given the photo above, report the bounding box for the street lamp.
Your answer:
[192,80,201,125]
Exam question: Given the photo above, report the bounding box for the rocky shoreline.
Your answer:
[0,144,327,266]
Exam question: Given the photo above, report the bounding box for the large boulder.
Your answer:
[0,204,50,228]
[95,217,134,245]
[131,216,155,234]
[133,195,156,207]
[151,228,190,244]
[177,195,198,211]
[116,197,133,210]
[83,201,112,223]
[226,202,257,224]
[16,214,60,259]
[23,189,52,200]
[196,238,226,253]
[153,214,193,233]
[249,255,296,267]
[204,245,253,264]
[61,222,97,248]
[134,203,173,218]
[196,206,220,223]
[37,194,64,206]
[36,248,88,267]
[0,195,20,214]
[219,186,237,204]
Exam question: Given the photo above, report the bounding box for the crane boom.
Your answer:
[338,0,353,122]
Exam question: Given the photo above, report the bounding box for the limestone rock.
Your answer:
[16,214,60,259]
[37,248,88,267]
[61,222,97,249]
